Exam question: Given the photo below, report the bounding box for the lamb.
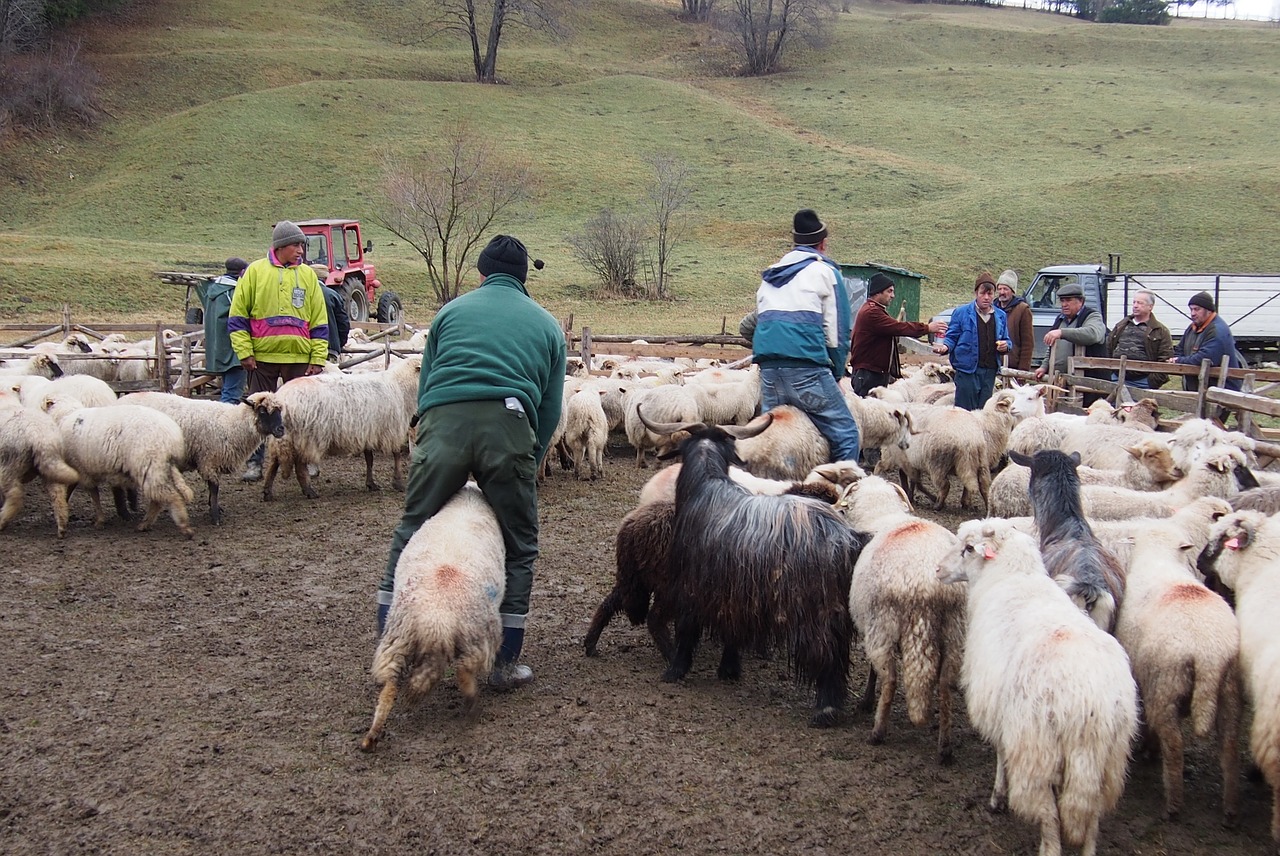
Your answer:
[937,519,1138,856]
[839,475,964,762]
[117,391,285,525]
[561,387,608,480]
[622,384,700,468]
[1114,523,1242,824]
[263,356,420,499]
[878,404,988,511]
[360,484,505,751]
[637,408,871,727]
[0,394,80,536]
[42,393,195,537]
[1199,510,1280,851]
[1010,449,1126,632]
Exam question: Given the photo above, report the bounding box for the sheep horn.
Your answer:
[721,412,774,440]
[635,403,702,437]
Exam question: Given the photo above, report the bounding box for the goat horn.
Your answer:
[890,481,915,513]
[722,412,774,440]
[635,403,702,436]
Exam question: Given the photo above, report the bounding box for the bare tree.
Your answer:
[570,209,646,298]
[0,0,45,59]
[370,0,567,84]
[644,155,691,300]
[373,124,534,306]
[718,0,837,76]
[680,0,717,22]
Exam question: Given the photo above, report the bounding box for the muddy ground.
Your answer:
[0,437,1272,855]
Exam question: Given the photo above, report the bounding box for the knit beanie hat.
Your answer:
[477,234,529,283]
[1188,291,1216,312]
[792,209,828,246]
[272,220,306,249]
[867,273,895,297]
[225,257,249,276]
[974,271,997,291]
[996,269,1019,290]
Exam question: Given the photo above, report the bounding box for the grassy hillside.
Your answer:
[0,0,1276,332]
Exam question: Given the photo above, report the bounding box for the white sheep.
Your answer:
[562,387,608,480]
[117,391,285,525]
[622,384,699,468]
[1114,523,1242,824]
[839,475,964,762]
[16,373,117,409]
[844,394,914,456]
[1078,445,1247,521]
[1202,510,1280,850]
[0,394,80,536]
[877,404,988,511]
[263,356,421,499]
[360,483,504,751]
[732,405,830,481]
[686,374,759,426]
[0,353,62,379]
[42,392,195,537]
[1061,422,1169,472]
[937,519,1137,856]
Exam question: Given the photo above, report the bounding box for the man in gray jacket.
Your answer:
[1034,282,1108,379]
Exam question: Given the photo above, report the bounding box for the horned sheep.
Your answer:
[360,484,505,751]
[938,519,1138,856]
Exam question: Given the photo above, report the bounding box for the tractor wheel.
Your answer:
[185,307,204,325]
[343,279,369,323]
[376,291,404,324]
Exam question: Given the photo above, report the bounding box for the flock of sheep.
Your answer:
[6,331,1280,854]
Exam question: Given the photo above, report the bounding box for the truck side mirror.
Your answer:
[364,240,373,254]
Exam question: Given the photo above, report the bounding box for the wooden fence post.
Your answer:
[581,327,593,371]
[1196,360,1211,418]
[1240,374,1256,435]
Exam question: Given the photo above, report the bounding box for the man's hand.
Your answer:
[931,343,948,355]
[927,320,947,337]
[304,364,323,377]
[1043,329,1063,346]
[1034,366,1047,380]
[996,339,1009,353]
[240,356,257,372]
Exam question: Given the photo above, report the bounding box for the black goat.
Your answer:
[1009,449,1126,632]
[638,407,871,727]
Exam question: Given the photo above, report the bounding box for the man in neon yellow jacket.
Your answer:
[229,220,329,480]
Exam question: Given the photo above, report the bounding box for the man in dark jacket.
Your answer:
[196,257,249,403]
[311,264,351,362]
[995,269,1033,372]
[378,234,566,692]
[1169,291,1243,393]
[850,273,947,397]
[1106,289,1173,390]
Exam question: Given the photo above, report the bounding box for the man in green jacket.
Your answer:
[196,256,249,403]
[229,220,329,481]
[378,235,566,692]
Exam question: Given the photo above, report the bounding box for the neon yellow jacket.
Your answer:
[228,253,329,365]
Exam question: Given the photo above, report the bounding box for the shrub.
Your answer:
[0,44,101,136]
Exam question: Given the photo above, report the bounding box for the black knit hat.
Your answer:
[792,209,828,246]
[1188,291,1216,312]
[477,234,529,283]
[868,273,895,297]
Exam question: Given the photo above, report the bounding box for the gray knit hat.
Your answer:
[272,220,306,249]
[996,269,1019,290]
[1188,291,1216,312]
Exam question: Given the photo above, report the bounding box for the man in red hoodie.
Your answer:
[849,273,948,397]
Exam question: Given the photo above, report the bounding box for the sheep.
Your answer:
[937,519,1138,856]
[877,405,988,512]
[561,387,607,480]
[686,375,759,426]
[16,373,117,409]
[1113,523,1242,824]
[117,391,285,525]
[1061,422,1167,472]
[1087,496,1232,573]
[360,484,505,751]
[0,353,63,379]
[42,393,195,537]
[0,395,80,536]
[844,394,914,457]
[590,468,853,660]
[1199,510,1280,851]
[621,384,700,468]
[263,356,420,500]
[1231,485,1280,515]
[1077,445,1247,522]
[636,407,871,727]
[730,405,842,482]
[1006,415,1069,458]
[636,459,861,507]
[838,475,964,762]
[1010,449,1126,633]
[988,441,1183,519]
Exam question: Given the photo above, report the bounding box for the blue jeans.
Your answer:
[759,365,860,462]
[955,368,997,411]
[1110,372,1151,389]
[220,366,247,403]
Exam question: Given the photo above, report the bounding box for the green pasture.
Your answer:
[0,0,1276,334]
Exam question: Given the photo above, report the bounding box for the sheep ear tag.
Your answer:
[983,545,997,560]
[1224,537,1241,551]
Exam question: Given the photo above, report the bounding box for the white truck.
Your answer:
[934,256,1280,364]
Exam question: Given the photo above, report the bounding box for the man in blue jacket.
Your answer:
[1169,291,1244,393]
[934,271,1010,410]
[751,209,860,462]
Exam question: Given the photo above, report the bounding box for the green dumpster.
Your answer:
[840,262,927,322]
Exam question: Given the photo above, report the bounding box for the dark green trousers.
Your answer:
[379,400,540,625]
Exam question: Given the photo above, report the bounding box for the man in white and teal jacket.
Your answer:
[751,209,860,462]
[378,235,566,692]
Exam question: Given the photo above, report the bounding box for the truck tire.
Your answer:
[343,279,369,323]
[376,291,403,324]
[185,307,204,325]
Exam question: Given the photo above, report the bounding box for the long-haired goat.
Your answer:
[636,407,871,727]
[1009,449,1126,633]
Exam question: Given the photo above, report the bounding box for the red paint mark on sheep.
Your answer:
[1159,582,1212,605]
[883,520,930,546]
[434,564,464,586]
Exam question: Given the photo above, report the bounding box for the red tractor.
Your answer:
[298,219,402,323]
